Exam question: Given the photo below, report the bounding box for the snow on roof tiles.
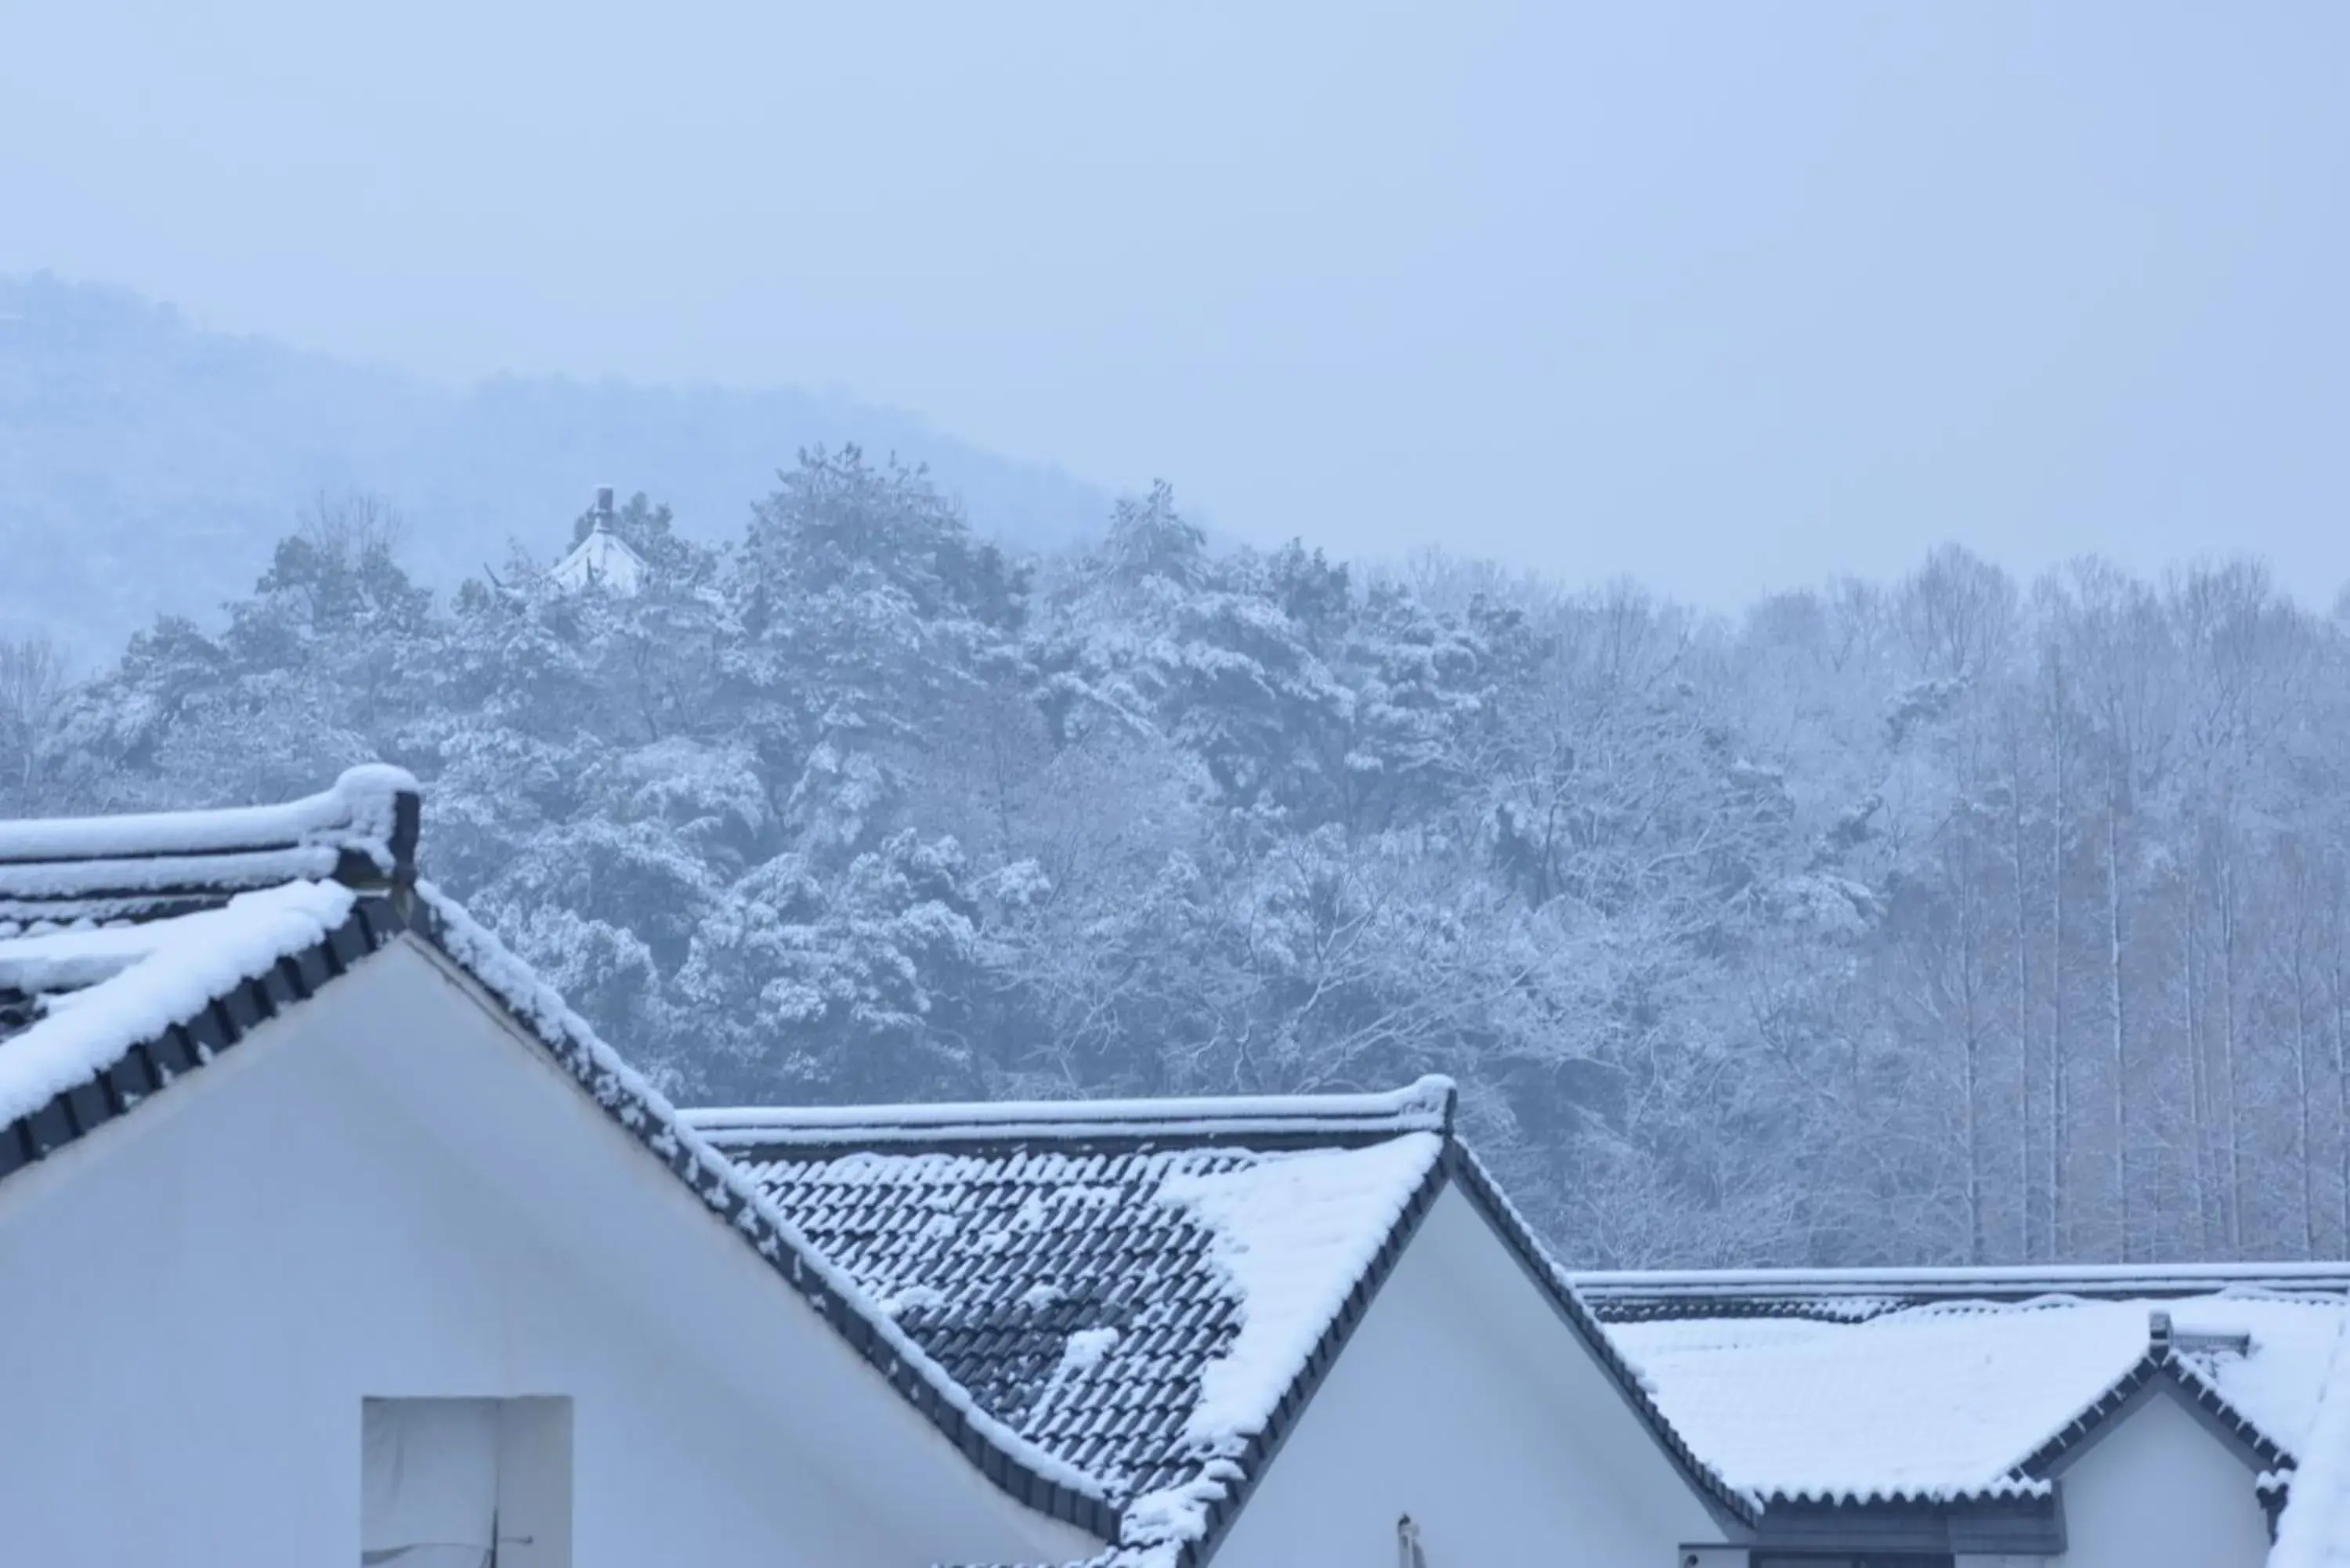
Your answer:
[1603,1286,2345,1505]
[0,881,360,1129]
[694,1093,1453,1559]
[2272,1318,2350,1568]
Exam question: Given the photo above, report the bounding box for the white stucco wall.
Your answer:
[1210,1182,1733,1568]
[0,937,1099,1568]
[2052,1388,2272,1568]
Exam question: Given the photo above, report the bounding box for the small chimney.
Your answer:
[595,486,616,527]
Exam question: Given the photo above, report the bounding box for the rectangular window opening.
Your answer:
[361,1396,572,1568]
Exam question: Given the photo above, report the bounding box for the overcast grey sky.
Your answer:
[4,2,2345,605]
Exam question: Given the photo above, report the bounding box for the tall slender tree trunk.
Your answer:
[1962,831,1985,1264]
[2222,848,2246,1254]
[2012,764,2035,1261]
[2296,935,2316,1256]
[2334,894,2349,1253]
[2108,787,2129,1262]
[2185,891,2214,1255]
[2050,708,2071,1256]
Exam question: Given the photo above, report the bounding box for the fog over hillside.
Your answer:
[0,274,1112,656]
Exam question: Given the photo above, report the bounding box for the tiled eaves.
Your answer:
[2167,1355,2298,1472]
[0,780,425,1165]
[2016,1317,2294,1483]
[1755,1477,2052,1506]
[0,894,402,1183]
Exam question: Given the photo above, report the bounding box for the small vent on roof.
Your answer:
[2149,1309,2174,1352]
[2175,1328,2254,1357]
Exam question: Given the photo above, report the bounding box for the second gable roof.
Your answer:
[688,1082,1755,1567]
[1593,1270,2345,1506]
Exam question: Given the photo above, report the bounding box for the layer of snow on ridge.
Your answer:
[411,880,1111,1506]
[0,881,358,1127]
[0,764,417,865]
[1126,1132,1441,1544]
[2273,1317,2350,1568]
[0,846,346,904]
[685,1075,1455,1147]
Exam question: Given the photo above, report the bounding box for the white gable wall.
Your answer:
[1210,1181,1730,1568]
[0,938,1099,1568]
[2048,1388,2271,1568]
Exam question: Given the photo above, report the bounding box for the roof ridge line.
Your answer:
[1577,1262,2350,1291]
[0,768,422,931]
[683,1076,1457,1149]
[0,765,420,866]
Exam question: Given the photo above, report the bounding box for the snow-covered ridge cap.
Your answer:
[0,766,421,923]
[1578,1260,2350,1321]
[683,1075,1457,1150]
[0,765,418,864]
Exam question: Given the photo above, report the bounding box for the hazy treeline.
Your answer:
[0,276,1109,656]
[6,453,2348,1268]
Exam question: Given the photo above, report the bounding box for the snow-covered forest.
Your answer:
[6,451,2348,1270]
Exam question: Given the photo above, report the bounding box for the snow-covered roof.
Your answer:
[1596,1275,2345,1507]
[1581,1261,2350,1321]
[0,775,1115,1542]
[688,1084,1753,1566]
[2272,1318,2350,1568]
[550,524,647,594]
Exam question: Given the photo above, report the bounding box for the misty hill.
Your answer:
[0,273,1112,658]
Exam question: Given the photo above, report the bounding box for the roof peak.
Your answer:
[683,1075,1457,1152]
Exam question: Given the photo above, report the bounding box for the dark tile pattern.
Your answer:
[743,1144,1264,1502]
